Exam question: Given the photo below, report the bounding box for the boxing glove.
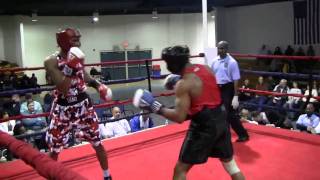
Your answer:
[98,84,113,102]
[163,74,181,90]
[133,89,163,113]
[63,47,85,76]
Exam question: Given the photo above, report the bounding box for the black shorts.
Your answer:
[179,105,233,164]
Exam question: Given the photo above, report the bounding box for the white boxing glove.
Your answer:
[63,47,85,76]
[231,95,239,109]
[163,74,181,90]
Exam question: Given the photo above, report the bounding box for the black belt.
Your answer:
[56,92,89,106]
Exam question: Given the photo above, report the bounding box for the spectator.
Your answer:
[0,111,15,135]
[43,91,54,113]
[239,78,253,102]
[284,45,296,73]
[129,110,154,132]
[302,84,318,103]
[20,93,43,115]
[3,94,21,116]
[30,73,39,89]
[307,45,315,56]
[285,45,295,56]
[100,107,131,138]
[267,79,289,108]
[250,76,269,112]
[296,103,319,133]
[266,76,277,91]
[257,44,270,66]
[270,46,283,72]
[295,47,306,73]
[283,81,302,120]
[251,111,271,125]
[21,101,47,150]
[20,74,31,89]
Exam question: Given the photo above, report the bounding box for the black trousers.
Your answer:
[218,83,249,138]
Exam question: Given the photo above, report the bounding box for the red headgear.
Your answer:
[56,28,81,52]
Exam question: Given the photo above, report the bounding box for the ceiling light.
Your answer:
[93,12,99,22]
[210,7,216,18]
[152,10,158,19]
[31,12,38,22]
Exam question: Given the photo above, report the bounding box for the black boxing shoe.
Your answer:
[236,136,249,142]
[104,176,112,180]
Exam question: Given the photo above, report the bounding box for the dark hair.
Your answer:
[25,93,33,100]
[161,45,190,74]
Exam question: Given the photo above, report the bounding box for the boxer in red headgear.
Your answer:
[56,28,81,53]
[44,28,113,180]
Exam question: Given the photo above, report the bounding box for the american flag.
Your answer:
[293,0,320,45]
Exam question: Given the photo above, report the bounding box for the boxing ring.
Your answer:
[1,122,320,180]
[1,53,320,180]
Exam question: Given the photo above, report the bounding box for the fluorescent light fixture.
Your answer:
[152,10,158,19]
[93,12,99,22]
[31,12,38,22]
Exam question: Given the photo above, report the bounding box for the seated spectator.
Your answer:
[3,94,21,116]
[266,76,277,91]
[240,108,254,124]
[130,110,154,132]
[296,103,319,133]
[239,78,253,102]
[100,106,131,139]
[265,110,286,127]
[21,101,47,150]
[251,111,271,126]
[249,76,269,112]
[30,73,40,89]
[43,91,54,113]
[267,79,289,108]
[283,81,302,119]
[0,111,15,135]
[302,84,318,103]
[20,93,43,115]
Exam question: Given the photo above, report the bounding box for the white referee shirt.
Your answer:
[211,54,240,85]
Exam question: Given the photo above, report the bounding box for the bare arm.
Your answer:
[44,57,71,95]
[84,70,100,91]
[159,79,191,123]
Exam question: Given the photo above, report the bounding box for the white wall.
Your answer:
[0,16,22,65]
[19,13,215,83]
[0,17,5,60]
[216,1,320,55]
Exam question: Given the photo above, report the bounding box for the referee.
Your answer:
[211,41,249,142]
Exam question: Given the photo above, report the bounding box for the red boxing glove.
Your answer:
[98,84,112,102]
[63,47,85,76]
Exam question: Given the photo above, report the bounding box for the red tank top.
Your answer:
[183,64,221,115]
[55,54,87,99]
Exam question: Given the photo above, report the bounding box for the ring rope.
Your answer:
[0,131,86,180]
[241,70,320,80]
[0,55,202,73]
[0,92,175,122]
[231,53,320,61]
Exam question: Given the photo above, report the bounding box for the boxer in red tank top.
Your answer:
[133,46,245,180]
